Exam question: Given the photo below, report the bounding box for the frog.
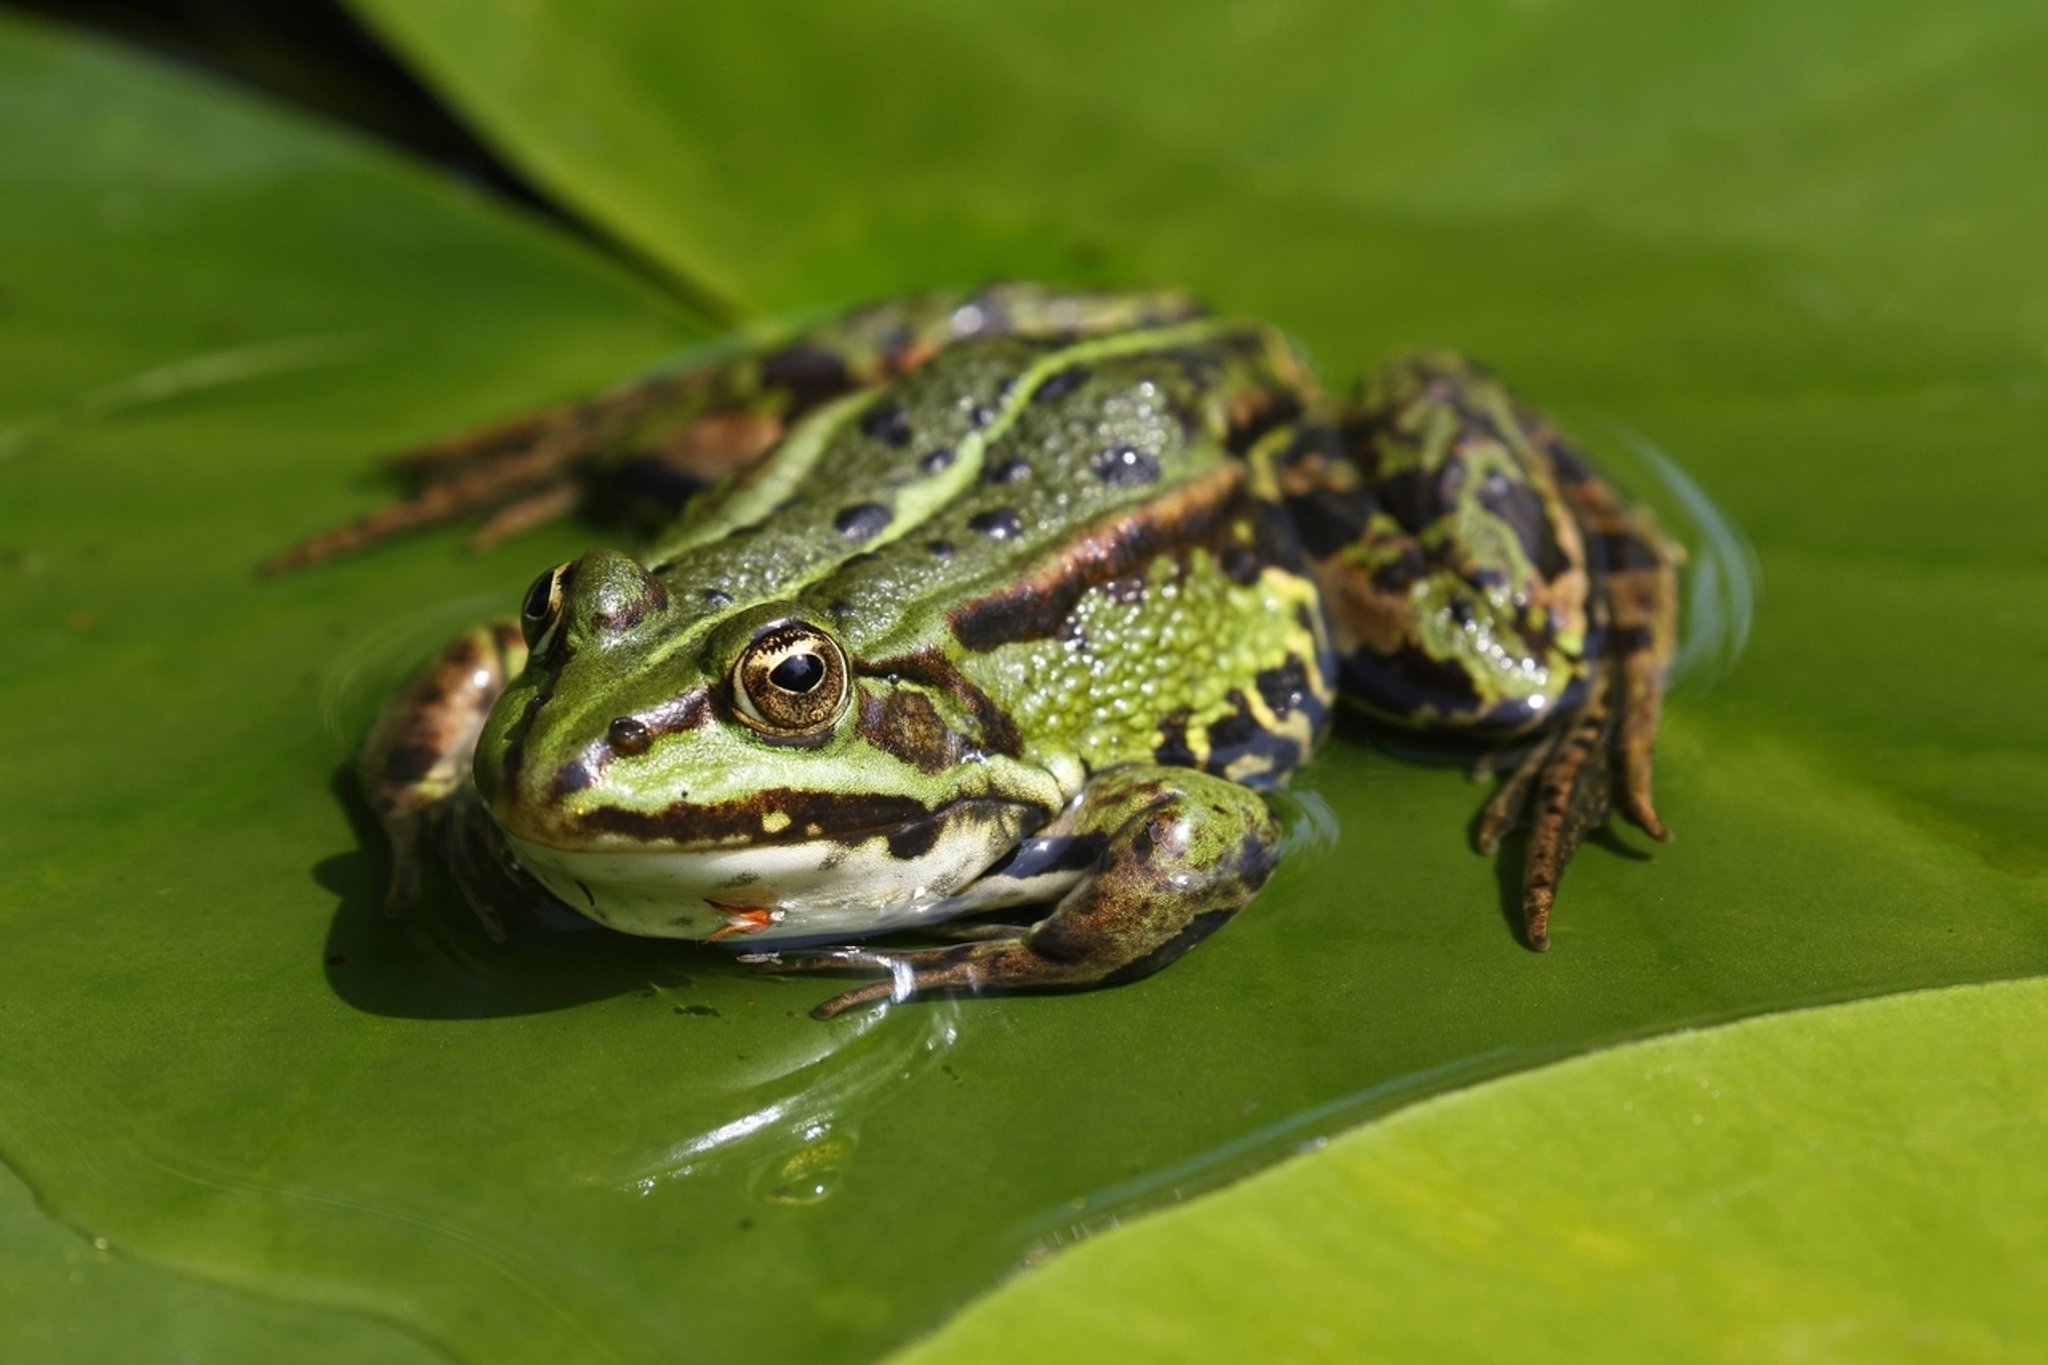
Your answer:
[277,284,1678,1018]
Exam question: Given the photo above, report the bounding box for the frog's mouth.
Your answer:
[492,795,1046,942]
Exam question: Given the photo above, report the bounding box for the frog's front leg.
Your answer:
[1286,352,1678,947]
[355,620,526,934]
[753,765,1280,1019]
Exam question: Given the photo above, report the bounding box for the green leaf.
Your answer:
[4,4,2047,1363]
[898,978,2048,1364]
[0,1160,442,1364]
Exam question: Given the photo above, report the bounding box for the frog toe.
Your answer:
[748,941,1084,1019]
[831,940,1144,1018]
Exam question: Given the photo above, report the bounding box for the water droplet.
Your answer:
[750,1132,856,1207]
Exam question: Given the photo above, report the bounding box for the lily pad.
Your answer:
[903,978,2048,1364]
[2,5,2045,1363]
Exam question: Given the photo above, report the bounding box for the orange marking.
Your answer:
[704,904,781,942]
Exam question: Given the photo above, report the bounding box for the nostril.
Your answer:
[608,717,652,756]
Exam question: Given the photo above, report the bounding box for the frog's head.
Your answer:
[472,548,1052,941]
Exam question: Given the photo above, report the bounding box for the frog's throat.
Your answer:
[495,795,1044,941]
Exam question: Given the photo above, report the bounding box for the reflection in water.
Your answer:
[601,996,962,1199]
[1271,785,1340,861]
[1615,428,1760,690]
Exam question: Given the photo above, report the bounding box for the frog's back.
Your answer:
[645,325,1338,790]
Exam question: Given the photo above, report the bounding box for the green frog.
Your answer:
[279,285,1678,1018]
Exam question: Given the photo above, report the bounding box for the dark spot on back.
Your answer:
[1091,444,1161,487]
[759,343,852,411]
[1155,710,1197,768]
[1255,655,1310,719]
[920,445,956,475]
[1206,690,1261,753]
[927,538,956,560]
[1220,544,1261,585]
[1379,465,1451,535]
[834,501,892,544]
[969,508,1023,540]
[1032,363,1091,404]
[703,587,733,607]
[983,457,1032,485]
[1283,486,1372,560]
[860,401,913,448]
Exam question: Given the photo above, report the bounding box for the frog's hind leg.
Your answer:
[748,765,1279,1019]
[1471,657,1621,948]
[1543,436,1680,842]
[266,283,1209,574]
[261,369,785,574]
[1298,351,1679,947]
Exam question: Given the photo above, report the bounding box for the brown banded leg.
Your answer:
[266,283,1208,574]
[1469,409,1679,946]
[747,765,1279,1019]
[1474,659,1618,949]
[355,620,526,934]
[1541,436,1682,841]
[1299,350,1680,946]
[261,371,757,574]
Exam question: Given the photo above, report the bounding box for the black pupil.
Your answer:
[522,570,555,621]
[768,651,825,694]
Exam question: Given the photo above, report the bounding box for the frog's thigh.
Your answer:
[806,765,1280,1018]
[357,620,525,916]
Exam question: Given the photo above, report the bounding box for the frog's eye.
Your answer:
[731,622,850,737]
[520,561,573,654]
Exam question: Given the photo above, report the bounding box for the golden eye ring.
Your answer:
[730,622,850,737]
